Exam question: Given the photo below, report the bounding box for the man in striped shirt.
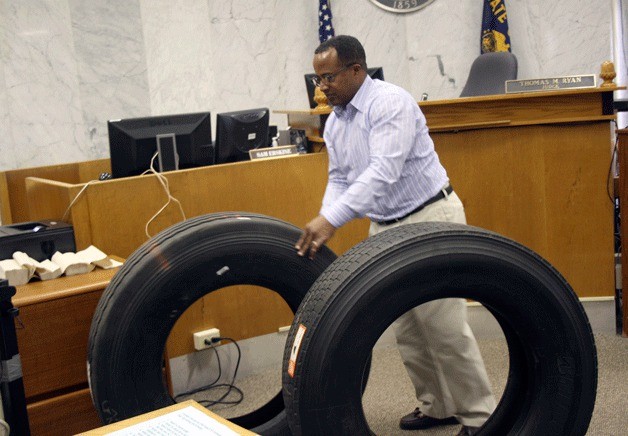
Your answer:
[295,35,495,436]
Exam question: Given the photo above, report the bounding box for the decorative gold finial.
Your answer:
[600,60,616,87]
[313,87,331,112]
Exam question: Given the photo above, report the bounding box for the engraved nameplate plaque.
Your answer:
[505,74,596,94]
[249,145,299,160]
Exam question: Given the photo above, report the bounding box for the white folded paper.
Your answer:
[1,245,122,284]
[12,251,62,281]
[76,245,123,269]
[12,251,37,279]
[0,259,30,286]
[36,259,63,280]
[52,251,95,276]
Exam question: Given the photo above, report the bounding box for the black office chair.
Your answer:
[459,52,518,97]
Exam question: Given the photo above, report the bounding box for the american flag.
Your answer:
[319,0,335,43]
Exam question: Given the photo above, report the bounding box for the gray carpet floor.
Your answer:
[183,333,627,435]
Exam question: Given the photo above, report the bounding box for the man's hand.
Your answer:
[296,215,337,259]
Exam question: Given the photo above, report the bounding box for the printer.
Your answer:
[0,220,75,262]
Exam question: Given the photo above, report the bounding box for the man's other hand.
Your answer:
[295,215,336,259]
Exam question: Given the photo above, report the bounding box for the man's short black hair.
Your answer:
[315,35,367,69]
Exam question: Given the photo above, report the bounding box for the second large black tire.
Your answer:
[87,212,337,435]
[282,222,597,436]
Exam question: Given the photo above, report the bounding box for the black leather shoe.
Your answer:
[399,408,458,430]
[456,425,481,436]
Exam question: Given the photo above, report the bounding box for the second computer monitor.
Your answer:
[304,67,384,109]
[214,108,270,164]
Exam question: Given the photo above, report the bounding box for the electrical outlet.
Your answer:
[193,328,221,350]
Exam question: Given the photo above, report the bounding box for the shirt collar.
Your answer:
[333,75,373,117]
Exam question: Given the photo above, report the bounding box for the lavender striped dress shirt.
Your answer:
[320,76,449,228]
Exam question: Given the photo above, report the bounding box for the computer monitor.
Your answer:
[214,108,270,164]
[304,67,385,109]
[107,112,213,178]
[367,66,385,81]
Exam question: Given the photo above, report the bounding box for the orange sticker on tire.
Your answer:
[287,324,307,378]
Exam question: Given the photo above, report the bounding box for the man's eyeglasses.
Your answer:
[311,64,355,87]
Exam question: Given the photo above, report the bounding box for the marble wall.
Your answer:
[0,0,618,171]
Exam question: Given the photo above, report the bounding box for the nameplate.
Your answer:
[249,145,298,160]
[505,74,596,94]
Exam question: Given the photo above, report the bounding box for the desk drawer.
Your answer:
[16,290,103,399]
[27,388,101,436]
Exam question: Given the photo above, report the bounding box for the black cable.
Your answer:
[173,343,222,399]
[608,126,619,205]
[609,120,622,254]
[314,142,326,153]
[173,337,244,408]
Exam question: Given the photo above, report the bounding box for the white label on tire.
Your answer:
[288,324,307,378]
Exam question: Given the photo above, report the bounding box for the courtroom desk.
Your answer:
[278,87,619,299]
[13,266,121,436]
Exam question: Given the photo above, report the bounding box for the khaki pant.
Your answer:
[369,190,496,427]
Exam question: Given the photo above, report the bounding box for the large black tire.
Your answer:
[87,212,337,435]
[282,222,597,436]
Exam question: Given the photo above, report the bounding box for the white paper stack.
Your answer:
[76,245,123,270]
[0,245,123,285]
[12,252,37,280]
[51,251,95,277]
[0,259,30,286]
[35,259,64,280]
[13,251,62,281]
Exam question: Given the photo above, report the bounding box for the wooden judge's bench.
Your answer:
[0,86,619,434]
[279,86,618,302]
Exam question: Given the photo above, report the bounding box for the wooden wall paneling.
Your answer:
[24,176,96,255]
[166,286,294,358]
[433,121,614,298]
[540,123,614,297]
[0,159,109,225]
[433,127,549,251]
[24,177,72,221]
[0,171,11,223]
